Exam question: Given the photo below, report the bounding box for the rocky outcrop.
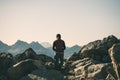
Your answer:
[0,48,61,80]
[14,48,37,63]
[65,58,113,80]
[6,48,57,80]
[0,53,13,75]
[14,48,54,64]
[65,35,120,80]
[67,52,80,61]
[109,43,120,80]
[14,48,54,70]
[0,35,120,80]
[69,35,119,63]
[7,59,45,80]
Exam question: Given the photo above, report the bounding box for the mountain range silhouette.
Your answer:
[0,40,81,58]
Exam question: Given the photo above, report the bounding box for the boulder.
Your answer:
[67,58,112,80]
[20,69,64,80]
[14,48,37,63]
[7,59,45,80]
[109,43,120,80]
[67,52,80,61]
[0,75,8,80]
[84,63,111,79]
[14,48,54,65]
[78,35,119,62]
[36,54,54,63]
[0,53,13,75]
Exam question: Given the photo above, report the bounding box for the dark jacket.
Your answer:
[53,39,66,52]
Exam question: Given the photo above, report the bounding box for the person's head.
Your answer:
[56,34,61,39]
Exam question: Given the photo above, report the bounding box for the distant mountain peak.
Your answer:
[41,42,52,48]
[17,40,27,43]
[14,40,29,45]
[72,44,80,47]
[0,40,9,46]
[30,41,39,45]
[0,40,4,44]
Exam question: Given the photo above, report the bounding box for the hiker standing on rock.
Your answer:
[53,34,66,70]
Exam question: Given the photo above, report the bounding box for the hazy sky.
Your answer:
[0,0,120,46]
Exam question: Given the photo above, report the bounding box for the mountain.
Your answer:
[30,41,45,51]
[0,41,10,52]
[41,42,52,48]
[7,40,30,55]
[30,41,54,57]
[7,40,54,57]
[0,40,81,58]
[64,45,81,59]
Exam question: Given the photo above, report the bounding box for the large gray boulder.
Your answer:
[7,59,45,80]
[20,69,64,80]
[109,43,120,80]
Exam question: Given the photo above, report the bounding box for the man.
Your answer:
[53,34,66,70]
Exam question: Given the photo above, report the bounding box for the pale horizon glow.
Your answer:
[0,0,120,47]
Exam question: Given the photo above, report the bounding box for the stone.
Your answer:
[14,48,37,63]
[14,48,54,66]
[79,35,119,62]
[109,43,120,80]
[7,59,45,80]
[0,53,13,75]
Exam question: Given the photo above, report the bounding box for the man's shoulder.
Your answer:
[54,40,57,43]
[54,39,65,43]
[61,39,65,42]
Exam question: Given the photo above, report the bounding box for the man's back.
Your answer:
[53,39,66,52]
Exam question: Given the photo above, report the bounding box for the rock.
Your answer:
[79,35,119,62]
[109,43,120,80]
[14,48,54,65]
[67,52,80,61]
[106,74,116,80]
[65,57,114,80]
[20,69,64,80]
[0,53,13,75]
[24,48,37,58]
[64,35,120,80]
[36,54,54,63]
[106,66,117,80]
[85,63,111,79]
[14,48,37,63]
[0,75,8,80]
[45,62,55,69]
[35,54,55,69]
[7,59,45,80]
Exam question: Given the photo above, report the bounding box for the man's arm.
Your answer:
[63,41,66,50]
[52,41,56,51]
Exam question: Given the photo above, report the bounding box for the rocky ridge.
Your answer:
[0,35,120,80]
[65,35,120,80]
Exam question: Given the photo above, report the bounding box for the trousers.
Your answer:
[54,52,64,70]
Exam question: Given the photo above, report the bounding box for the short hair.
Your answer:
[56,34,61,38]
